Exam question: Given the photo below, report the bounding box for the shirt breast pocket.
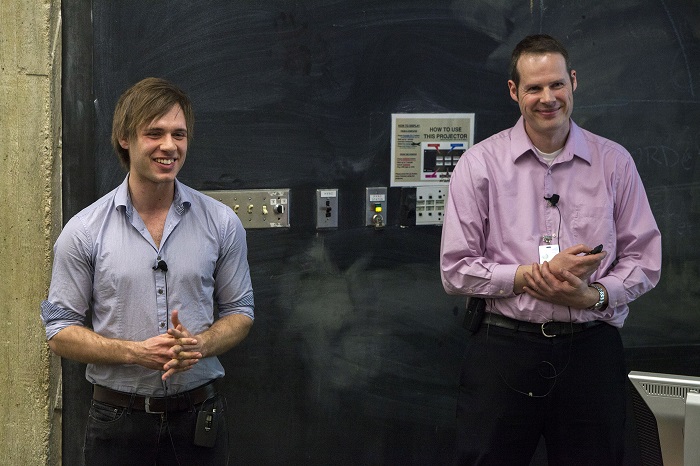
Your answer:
[571,204,615,251]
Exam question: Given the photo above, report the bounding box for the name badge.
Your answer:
[539,244,559,264]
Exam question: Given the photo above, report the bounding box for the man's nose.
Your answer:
[540,87,555,103]
[160,134,176,151]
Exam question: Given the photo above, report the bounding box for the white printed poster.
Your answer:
[390,113,475,187]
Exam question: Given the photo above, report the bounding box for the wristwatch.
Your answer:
[588,283,606,311]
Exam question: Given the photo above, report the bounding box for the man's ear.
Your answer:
[570,70,577,92]
[119,138,129,149]
[507,80,519,103]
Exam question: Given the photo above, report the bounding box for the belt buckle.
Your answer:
[541,320,557,338]
[144,397,164,414]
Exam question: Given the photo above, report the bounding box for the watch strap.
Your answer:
[589,283,606,310]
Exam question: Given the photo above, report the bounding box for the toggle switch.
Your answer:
[316,189,338,229]
[202,189,290,228]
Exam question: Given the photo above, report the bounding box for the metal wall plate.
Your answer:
[415,186,447,225]
[203,189,290,229]
[316,189,339,229]
[365,187,387,227]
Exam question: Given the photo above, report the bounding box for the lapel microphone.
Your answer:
[544,194,560,207]
[153,260,168,272]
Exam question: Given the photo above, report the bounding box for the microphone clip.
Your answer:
[544,194,560,207]
[152,260,168,272]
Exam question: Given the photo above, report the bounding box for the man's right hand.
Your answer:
[136,330,201,374]
[47,324,201,377]
[514,244,606,296]
[548,244,606,281]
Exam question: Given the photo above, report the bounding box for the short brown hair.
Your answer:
[509,34,572,88]
[111,77,194,169]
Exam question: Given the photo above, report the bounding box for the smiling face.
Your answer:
[120,103,188,189]
[508,52,577,151]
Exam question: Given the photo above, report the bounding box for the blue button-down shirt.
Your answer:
[41,176,254,395]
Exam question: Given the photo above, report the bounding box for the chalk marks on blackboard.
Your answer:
[578,99,700,110]
[632,144,697,172]
[659,0,695,97]
[648,183,698,240]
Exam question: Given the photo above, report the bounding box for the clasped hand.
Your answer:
[139,309,203,380]
[522,244,606,308]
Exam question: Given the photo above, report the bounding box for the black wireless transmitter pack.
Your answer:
[194,406,218,448]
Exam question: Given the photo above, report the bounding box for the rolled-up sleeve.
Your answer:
[214,210,255,321]
[40,215,94,339]
[40,300,87,339]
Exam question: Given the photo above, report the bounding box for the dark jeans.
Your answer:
[454,322,627,466]
[84,393,229,466]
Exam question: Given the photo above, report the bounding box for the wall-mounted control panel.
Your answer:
[415,186,447,225]
[316,189,339,229]
[203,189,290,229]
[365,187,387,228]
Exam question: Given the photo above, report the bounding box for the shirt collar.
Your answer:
[511,117,592,165]
[114,174,191,217]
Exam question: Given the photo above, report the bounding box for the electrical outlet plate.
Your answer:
[365,187,387,227]
[316,189,339,229]
[202,189,290,229]
[416,186,447,225]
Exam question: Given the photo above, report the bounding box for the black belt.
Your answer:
[483,312,603,337]
[93,381,217,414]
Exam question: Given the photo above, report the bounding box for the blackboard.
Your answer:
[61,1,700,464]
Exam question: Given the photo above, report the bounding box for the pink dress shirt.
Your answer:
[440,117,661,327]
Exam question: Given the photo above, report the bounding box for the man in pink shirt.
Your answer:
[441,34,661,465]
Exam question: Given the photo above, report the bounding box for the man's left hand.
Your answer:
[522,261,598,309]
[162,309,203,380]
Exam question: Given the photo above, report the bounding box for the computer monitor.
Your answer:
[629,371,700,466]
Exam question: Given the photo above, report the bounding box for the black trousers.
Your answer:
[454,322,627,466]
[84,393,229,466]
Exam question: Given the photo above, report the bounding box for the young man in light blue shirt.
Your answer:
[42,77,254,465]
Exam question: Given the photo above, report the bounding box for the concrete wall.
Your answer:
[0,0,62,464]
